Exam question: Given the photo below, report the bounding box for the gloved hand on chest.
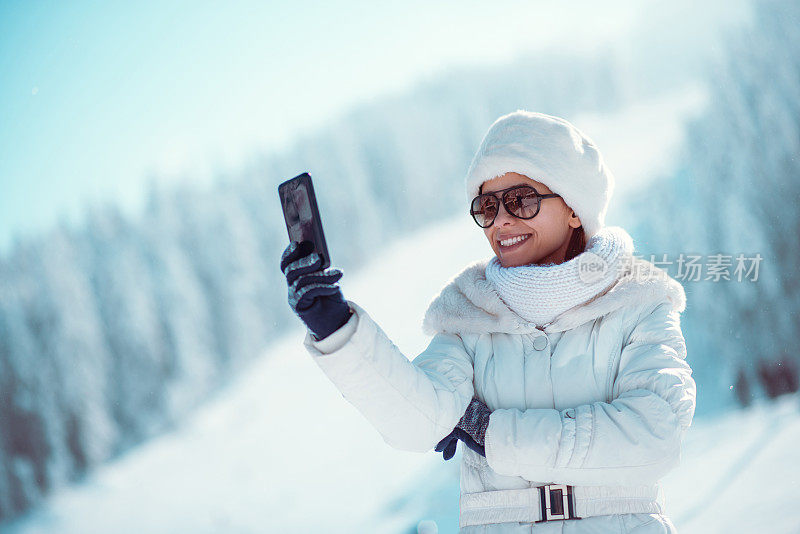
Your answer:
[435,396,492,460]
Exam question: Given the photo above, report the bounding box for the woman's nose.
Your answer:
[493,201,515,225]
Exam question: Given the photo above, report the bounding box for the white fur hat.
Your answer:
[464,110,614,238]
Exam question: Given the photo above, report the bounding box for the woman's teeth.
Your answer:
[499,234,531,247]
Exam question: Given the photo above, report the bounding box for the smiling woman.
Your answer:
[288,110,694,534]
[475,173,584,267]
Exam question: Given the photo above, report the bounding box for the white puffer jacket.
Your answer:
[302,250,696,533]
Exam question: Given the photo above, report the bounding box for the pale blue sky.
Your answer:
[0,0,645,251]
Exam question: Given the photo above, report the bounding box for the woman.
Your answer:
[280,110,696,533]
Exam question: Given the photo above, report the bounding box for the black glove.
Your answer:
[280,240,353,341]
[435,396,492,460]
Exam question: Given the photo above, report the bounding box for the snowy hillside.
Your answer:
[0,86,721,534]
[4,205,800,533]
[0,213,487,534]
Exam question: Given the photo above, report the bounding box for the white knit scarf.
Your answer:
[484,226,634,328]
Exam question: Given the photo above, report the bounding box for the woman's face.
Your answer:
[480,172,581,267]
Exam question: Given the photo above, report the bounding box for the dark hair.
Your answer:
[563,225,587,262]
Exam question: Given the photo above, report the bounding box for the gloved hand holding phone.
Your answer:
[278,173,352,342]
[280,240,353,341]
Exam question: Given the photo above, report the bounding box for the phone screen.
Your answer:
[279,173,331,271]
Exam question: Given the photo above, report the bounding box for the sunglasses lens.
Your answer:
[471,195,498,227]
[504,186,539,218]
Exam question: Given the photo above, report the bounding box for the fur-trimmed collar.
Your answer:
[421,253,686,336]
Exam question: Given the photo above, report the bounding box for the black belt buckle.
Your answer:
[535,484,581,522]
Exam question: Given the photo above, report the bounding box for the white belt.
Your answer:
[460,484,665,528]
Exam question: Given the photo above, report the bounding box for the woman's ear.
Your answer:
[570,211,582,228]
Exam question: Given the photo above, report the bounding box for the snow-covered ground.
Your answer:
[662,393,800,533]
[1,212,488,534]
[7,87,794,534]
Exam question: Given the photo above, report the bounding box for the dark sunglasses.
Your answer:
[470,184,561,228]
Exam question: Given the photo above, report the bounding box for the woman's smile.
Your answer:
[497,232,532,251]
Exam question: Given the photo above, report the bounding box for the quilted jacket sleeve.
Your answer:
[484,299,696,486]
[303,300,475,453]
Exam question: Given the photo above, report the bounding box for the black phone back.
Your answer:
[278,172,331,271]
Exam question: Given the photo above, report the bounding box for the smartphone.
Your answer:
[278,172,331,271]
